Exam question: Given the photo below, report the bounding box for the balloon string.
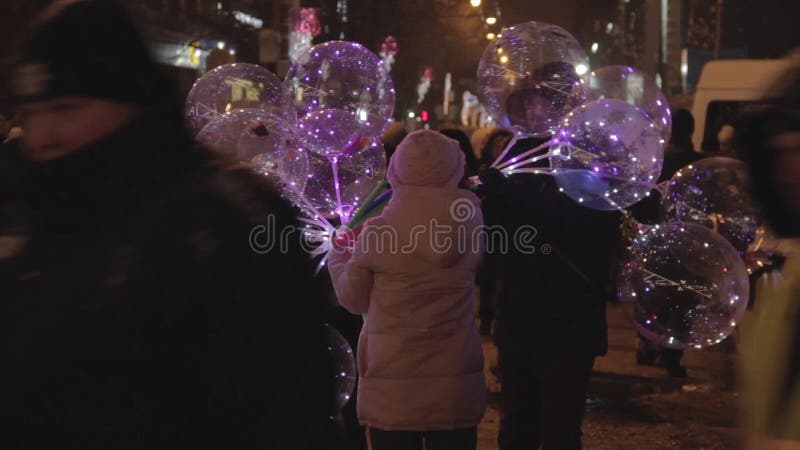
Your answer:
[489,134,521,168]
[494,141,554,170]
[331,156,344,220]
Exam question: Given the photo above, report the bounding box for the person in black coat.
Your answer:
[0,2,344,449]
[479,138,621,450]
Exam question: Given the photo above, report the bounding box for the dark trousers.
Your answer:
[368,426,477,450]
[477,257,498,331]
[498,352,595,450]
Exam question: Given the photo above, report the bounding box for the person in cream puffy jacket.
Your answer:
[328,130,486,450]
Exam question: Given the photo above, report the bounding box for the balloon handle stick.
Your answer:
[346,180,389,230]
[331,156,344,220]
[490,134,521,168]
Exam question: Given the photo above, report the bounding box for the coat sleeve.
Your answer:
[327,228,375,315]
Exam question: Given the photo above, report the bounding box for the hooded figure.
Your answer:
[327,130,486,448]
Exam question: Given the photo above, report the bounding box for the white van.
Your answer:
[691,59,793,151]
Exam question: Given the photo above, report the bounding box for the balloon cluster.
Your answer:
[186,41,394,227]
[186,44,393,409]
[477,21,759,350]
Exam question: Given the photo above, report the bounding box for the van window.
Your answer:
[701,100,754,152]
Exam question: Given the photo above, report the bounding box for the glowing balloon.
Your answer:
[282,41,396,156]
[477,21,589,137]
[298,137,387,219]
[584,65,672,141]
[196,109,308,194]
[663,157,761,256]
[294,108,367,158]
[327,325,357,411]
[185,63,282,135]
[619,222,749,349]
[550,99,664,211]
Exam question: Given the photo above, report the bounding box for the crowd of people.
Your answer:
[0,1,798,449]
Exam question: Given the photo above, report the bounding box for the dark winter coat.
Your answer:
[0,112,343,450]
[479,169,621,356]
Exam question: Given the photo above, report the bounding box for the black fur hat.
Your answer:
[11,0,168,107]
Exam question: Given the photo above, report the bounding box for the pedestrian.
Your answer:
[0,1,343,449]
[479,137,622,450]
[439,127,480,179]
[661,108,705,179]
[717,124,737,157]
[328,130,486,450]
[735,55,800,449]
[382,121,408,160]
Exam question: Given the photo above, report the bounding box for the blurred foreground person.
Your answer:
[736,55,800,449]
[0,2,343,449]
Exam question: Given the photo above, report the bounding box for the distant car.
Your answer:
[692,58,793,152]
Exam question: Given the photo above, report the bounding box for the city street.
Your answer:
[478,303,741,450]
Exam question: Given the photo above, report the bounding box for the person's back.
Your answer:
[479,149,621,450]
[328,130,486,450]
[662,109,704,181]
[481,170,620,355]
[0,2,342,448]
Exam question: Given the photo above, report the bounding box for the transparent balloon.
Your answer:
[196,108,308,195]
[663,157,761,257]
[619,222,749,349]
[283,41,396,156]
[297,137,387,220]
[550,99,664,211]
[327,325,357,411]
[477,21,589,137]
[584,65,672,142]
[185,63,282,136]
[294,108,368,158]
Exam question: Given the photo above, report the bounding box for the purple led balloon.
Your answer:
[477,21,589,137]
[619,222,749,349]
[196,108,308,195]
[327,325,357,411]
[585,65,672,142]
[283,41,396,157]
[294,108,366,158]
[185,63,282,136]
[663,157,761,256]
[294,137,387,219]
[550,99,664,211]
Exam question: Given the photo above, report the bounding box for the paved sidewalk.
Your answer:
[478,303,742,450]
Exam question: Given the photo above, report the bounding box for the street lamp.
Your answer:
[470,0,481,7]
[486,17,497,25]
[486,32,496,40]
